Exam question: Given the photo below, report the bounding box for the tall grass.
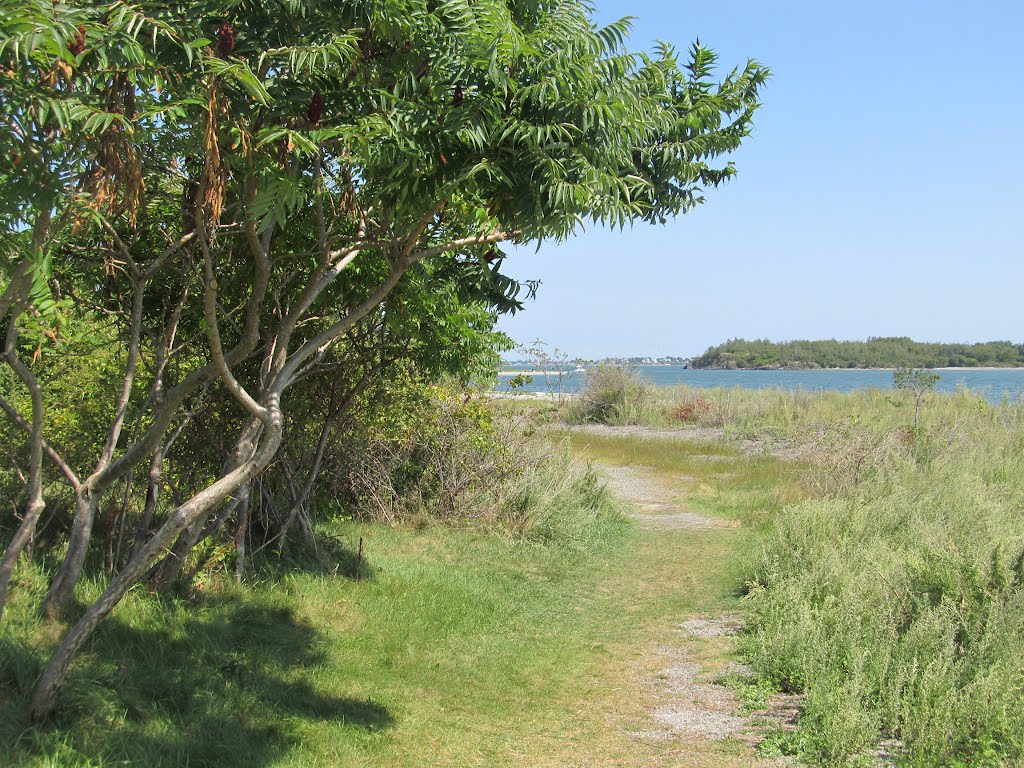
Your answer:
[640,382,1004,437]
[684,387,1024,766]
[553,381,1024,765]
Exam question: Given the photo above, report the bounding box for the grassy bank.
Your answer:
[735,392,1024,766]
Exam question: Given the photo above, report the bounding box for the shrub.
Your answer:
[742,400,1024,766]
[336,385,622,543]
[343,387,519,525]
[566,365,653,425]
[670,393,710,423]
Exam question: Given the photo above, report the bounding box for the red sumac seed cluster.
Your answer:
[217,23,234,57]
[307,90,324,124]
[68,25,87,56]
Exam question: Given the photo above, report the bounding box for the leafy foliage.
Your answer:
[0,0,768,720]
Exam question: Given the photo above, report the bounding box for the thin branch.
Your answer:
[201,240,268,419]
[401,199,449,262]
[0,394,81,489]
[407,229,512,264]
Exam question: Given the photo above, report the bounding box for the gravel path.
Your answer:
[593,449,797,764]
[598,465,728,531]
[632,617,748,742]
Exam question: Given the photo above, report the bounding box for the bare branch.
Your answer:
[0,394,81,490]
[406,229,512,264]
[198,224,268,421]
[0,317,46,624]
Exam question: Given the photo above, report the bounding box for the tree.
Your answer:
[0,0,768,719]
[894,367,940,431]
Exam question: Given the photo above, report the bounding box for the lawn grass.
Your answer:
[3,521,613,766]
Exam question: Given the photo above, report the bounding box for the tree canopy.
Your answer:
[0,0,768,719]
[691,337,1024,370]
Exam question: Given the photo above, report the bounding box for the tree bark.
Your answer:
[0,321,46,625]
[233,483,251,583]
[277,421,331,548]
[148,419,262,588]
[30,395,285,721]
[41,276,146,619]
[129,446,166,563]
[40,489,100,620]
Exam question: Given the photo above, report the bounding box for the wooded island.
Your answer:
[691,337,1024,369]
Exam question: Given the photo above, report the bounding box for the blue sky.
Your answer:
[497,0,1024,359]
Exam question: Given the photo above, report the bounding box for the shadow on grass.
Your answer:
[1,595,392,767]
[256,533,375,581]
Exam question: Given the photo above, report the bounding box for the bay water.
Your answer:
[496,366,1024,404]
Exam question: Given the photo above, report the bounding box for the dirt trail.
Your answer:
[594,461,797,766]
[599,465,731,531]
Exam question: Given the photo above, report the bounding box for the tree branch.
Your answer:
[0,394,80,489]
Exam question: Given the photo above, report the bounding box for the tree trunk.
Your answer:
[0,494,45,626]
[129,447,165,562]
[0,320,46,625]
[41,489,99,620]
[279,421,331,547]
[29,400,284,721]
[148,421,261,588]
[234,484,251,583]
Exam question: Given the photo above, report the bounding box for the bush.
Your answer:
[670,393,710,423]
[566,365,653,425]
[334,384,622,543]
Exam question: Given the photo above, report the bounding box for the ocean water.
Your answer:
[496,366,1024,404]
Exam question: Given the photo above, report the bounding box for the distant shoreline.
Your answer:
[689,338,1024,371]
[692,366,1024,372]
[497,369,574,376]
[498,366,1024,374]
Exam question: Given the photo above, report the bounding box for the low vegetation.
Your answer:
[1,424,630,767]
[556,375,1024,766]
[564,364,655,425]
[737,392,1024,766]
[6,355,1024,765]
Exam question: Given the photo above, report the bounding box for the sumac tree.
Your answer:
[0,0,768,718]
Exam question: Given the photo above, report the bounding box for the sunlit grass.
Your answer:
[554,431,804,528]
[1,420,790,768]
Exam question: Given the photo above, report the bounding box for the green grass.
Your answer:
[3,517,632,767]
[550,386,1024,766]
[709,390,1024,767]
[554,431,804,529]
[9,387,1021,767]
[1,425,785,768]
